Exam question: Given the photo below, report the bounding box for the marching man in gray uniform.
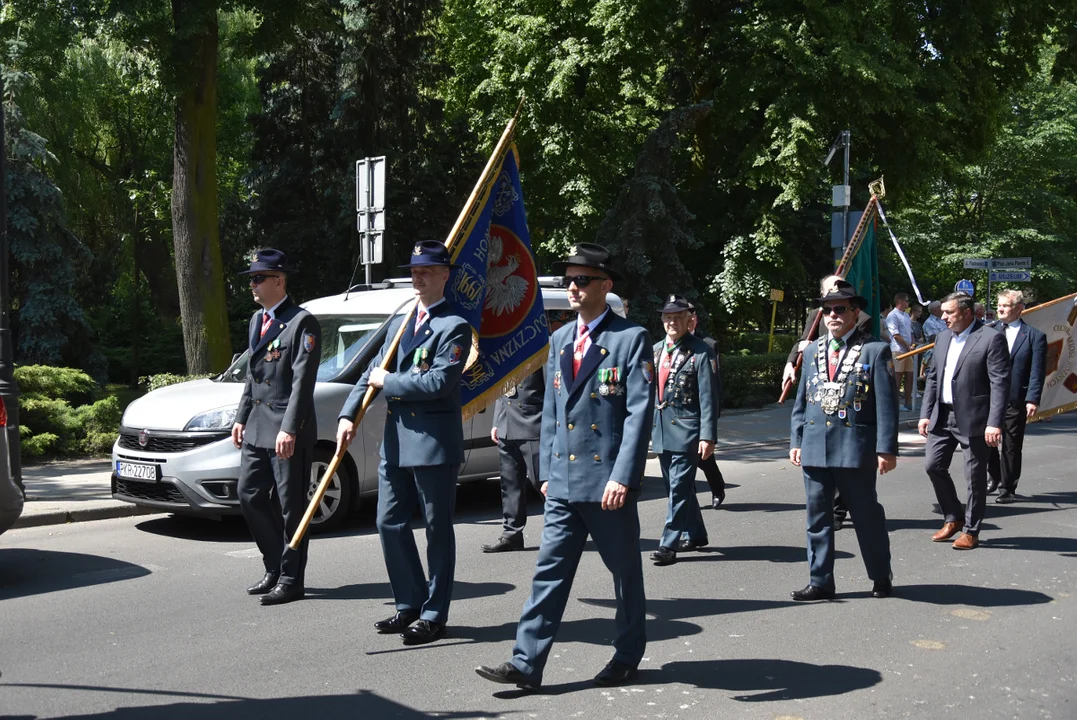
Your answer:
[789,280,898,601]
[650,294,718,566]
[477,243,655,690]
[337,240,471,645]
[231,248,321,606]
[485,367,544,552]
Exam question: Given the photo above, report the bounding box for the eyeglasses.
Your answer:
[563,275,606,288]
[823,305,851,316]
[249,274,280,285]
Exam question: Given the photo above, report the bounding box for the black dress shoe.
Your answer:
[986,478,1000,494]
[677,537,708,552]
[246,572,280,595]
[475,662,538,689]
[995,491,1017,504]
[401,619,445,645]
[593,660,637,686]
[650,546,677,566]
[374,609,420,634]
[259,583,304,606]
[711,493,725,509]
[872,580,893,598]
[482,534,524,553]
[791,585,835,602]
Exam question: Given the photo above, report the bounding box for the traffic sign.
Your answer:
[989,270,1031,282]
[963,258,989,269]
[955,279,975,295]
[989,257,1031,269]
[770,288,784,302]
[356,156,386,212]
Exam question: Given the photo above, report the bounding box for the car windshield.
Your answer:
[218,314,390,384]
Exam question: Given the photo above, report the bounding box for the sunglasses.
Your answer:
[249,274,281,285]
[822,305,852,316]
[563,275,606,289]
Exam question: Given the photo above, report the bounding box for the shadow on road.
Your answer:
[580,595,799,621]
[715,501,803,515]
[983,535,1077,556]
[0,549,150,601]
[891,583,1052,607]
[0,686,494,719]
[307,579,515,603]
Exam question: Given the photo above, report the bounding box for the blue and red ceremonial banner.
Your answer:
[445,144,548,419]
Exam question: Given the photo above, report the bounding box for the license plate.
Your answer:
[116,461,159,482]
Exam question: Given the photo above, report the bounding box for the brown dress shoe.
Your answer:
[952,533,979,550]
[931,522,961,542]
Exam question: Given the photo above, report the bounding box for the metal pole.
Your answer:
[0,68,24,493]
[842,130,850,250]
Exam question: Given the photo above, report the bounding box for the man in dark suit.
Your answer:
[477,243,655,690]
[484,366,544,552]
[987,290,1048,503]
[336,240,471,645]
[650,294,717,566]
[688,305,727,509]
[231,248,321,606]
[919,292,1010,550]
[789,281,898,601]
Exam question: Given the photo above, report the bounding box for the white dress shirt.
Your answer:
[941,323,975,404]
[1003,318,1022,352]
[575,305,610,356]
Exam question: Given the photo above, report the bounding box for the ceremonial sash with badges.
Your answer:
[655,345,695,408]
[808,332,871,418]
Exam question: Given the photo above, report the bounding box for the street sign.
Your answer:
[989,257,1032,269]
[963,258,989,269]
[361,232,383,265]
[770,288,784,302]
[356,156,386,212]
[989,270,1031,282]
[955,279,975,295]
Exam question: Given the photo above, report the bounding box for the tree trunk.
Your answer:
[170,3,230,374]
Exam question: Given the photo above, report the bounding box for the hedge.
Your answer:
[14,365,122,456]
[719,352,787,409]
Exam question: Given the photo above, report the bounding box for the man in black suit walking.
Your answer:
[987,290,1048,504]
[918,292,1009,550]
[231,249,321,605]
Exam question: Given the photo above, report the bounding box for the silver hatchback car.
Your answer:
[112,279,624,531]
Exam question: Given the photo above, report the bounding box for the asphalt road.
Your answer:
[2,413,1075,719]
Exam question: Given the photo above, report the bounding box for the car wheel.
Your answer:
[307,446,353,533]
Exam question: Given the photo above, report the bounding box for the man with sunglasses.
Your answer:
[789,281,898,601]
[232,248,321,606]
[477,243,655,690]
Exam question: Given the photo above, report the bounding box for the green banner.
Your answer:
[845,217,881,338]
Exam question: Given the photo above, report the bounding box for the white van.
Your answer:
[112,279,624,530]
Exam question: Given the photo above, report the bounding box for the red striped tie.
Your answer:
[414,309,427,335]
[260,312,273,339]
[572,325,589,378]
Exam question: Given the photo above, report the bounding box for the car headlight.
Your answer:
[185,407,238,431]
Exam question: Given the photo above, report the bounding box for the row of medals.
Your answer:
[811,339,869,419]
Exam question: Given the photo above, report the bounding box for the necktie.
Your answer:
[828,338,844,381]
[260,312,273,339]
[572,324,590,378]
[414,309,427,335]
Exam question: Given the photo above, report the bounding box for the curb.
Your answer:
[12,504,162,530]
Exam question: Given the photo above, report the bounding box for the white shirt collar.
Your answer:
[418,297,446,315]
[264,295,288,319]
[577,305,610,336]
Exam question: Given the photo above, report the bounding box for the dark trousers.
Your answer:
[802,466,891,590]
[659,450,707,548]
[924,405,989,535]
[510,495,646,685]
[987,404,1028,494]
[497,438,539,536]
[237,442,311,586]
[697,453,725,497]
[377,461,458,624]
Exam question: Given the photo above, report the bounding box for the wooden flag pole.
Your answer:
[288,98,526,550]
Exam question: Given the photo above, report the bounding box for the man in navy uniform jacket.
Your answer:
[477,243,655,690]
[231,248,321,606]
[650,294,717,566]
[986,289,1047,503]
[337,240,471,645]
[789,281,899,601]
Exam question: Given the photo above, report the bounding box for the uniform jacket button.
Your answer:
[593,454,600,461]
[567,423,574,430]
[826,421,832,427]
[591,424,598,430]
[569,454,576,461]
[591,392,597,399]
[555,452,560,458]
[411,412,416,417]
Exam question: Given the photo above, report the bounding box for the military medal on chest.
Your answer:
[599,367,621,396]
[264,338,282,362]
[412,347,429,373]
[811,337,863,415]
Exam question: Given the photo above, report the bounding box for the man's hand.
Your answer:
[789,448,801,467]
[782,362,798,387]
[539,482,548,498]
[985,426,1002,447]
[336,418,356,451]
[918,418,930,437]
[878,453,897,474]
[231,423,245,449]
[1026,403,1038,419]
[369,367,389,389]
[699,440,715,460]
[601,480,627,510]
[491,426,499,443]
[275,431,296,460]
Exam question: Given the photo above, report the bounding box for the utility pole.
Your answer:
[356,156,386,286]
[0,69,25,493]
[825,130,852,263]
